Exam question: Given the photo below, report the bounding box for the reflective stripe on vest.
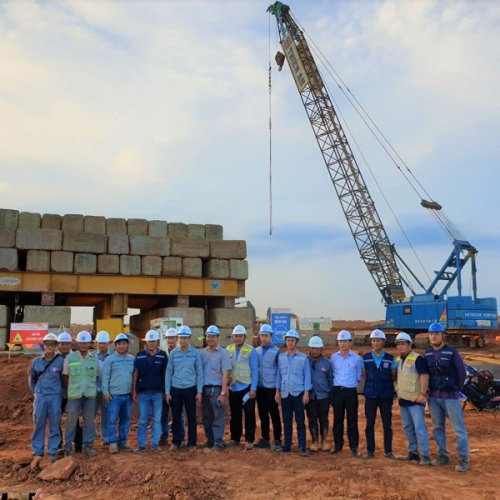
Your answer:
[67,351,98,399]
[424,345,460,392]
[227,343,253,385]
[362,352,394,399]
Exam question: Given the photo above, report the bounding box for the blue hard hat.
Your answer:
[428,323,445,333]
[114,333,129,343]
[205,325,220,335]
[284,330,300,340]
[178,325,192,337]
[259,324,273,334]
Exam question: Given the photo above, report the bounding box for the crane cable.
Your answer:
[268,13,273,236]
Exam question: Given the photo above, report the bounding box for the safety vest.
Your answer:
[135,349,167,393]
[227,343,253,386]
[256,344,279,389]
[424,345,460,392]
[67,350,98,399]
[362,351,394,399]
[396,351,421,401]
[277,351,307,397]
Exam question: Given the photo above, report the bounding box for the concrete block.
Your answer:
[0,305,12,328]
[106,218,127,235]
[208,308,253,329]
[0,227,16,248]
[210,240,247,259]
[205,224,223,241]
[74,253,97,274]
[171,238,209,258]
[141,256,162,276]
[187,224,205,239]
[63,232,107,254]
[237,280,246,297]
[0,327,6,351]
[162,256,182,276]
[18,212,41,229]
[217,328,235,348]
[16,228,63,251]
[211,297,236,309]
[84,216,106,234]
[155,307,205,327]
[190,327,205,348]
[204,259,229,279]
[127,219,148,236]
[148,221,167,238]
[167,223,187,238]
[26,250,50,272]
[62,214,84,233]
[229,259,249,280]
[41,214,62,230]
[0,248,18,271]
[97,254,119,274]
[24,305,71,328]
[120,255,141,275]
[0,208,19,229]
[182,257,202,277]
[108,234,129,255]
[50,251,74,273]
[130,236,170,256]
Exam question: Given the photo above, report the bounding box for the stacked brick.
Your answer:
[0,209,248,283]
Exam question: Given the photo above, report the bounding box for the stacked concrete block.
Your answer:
[107,218,127,235]
[74,254,97,274]
[127,219,148,236]
[141,256,162,276]
[217,328,234,348]
[183,258,202,277]
[148,221,167,238]
[98,254,119,274]
[18,212,41,229]
[0,209,19,228]
[210,240,247,259]
[16,229,62,250]
[162,257,182,276]
[63,232,107,254]
[167,223,187,238]
[0,305,10,351]
[27,250,50,272]
[41,214,62,230]
[108,235,129,255]
[51,251,74,273]
[0,249,18,271]
[62,214,84,233]
[205,224,223,241]
[130,236,169,256]
[0,227,16,248]
[120,255,141,275]
[212,296,236,309]
[208,308,253,334]
[155,307,205,327]
[24,306,71,327]
[190,328,205,348]
[204,259,229,279]
[0,329,6,351]
[84,216,106,234]
[171,238,209,258]
[187,224,205,239]
[229,260,248,280]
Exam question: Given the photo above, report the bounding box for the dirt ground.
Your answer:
[1,341,500,500]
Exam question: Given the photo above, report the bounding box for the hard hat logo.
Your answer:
[370,329,386,340]
[143,330,160,342]
[337,330,352,341]
[76,331,92,343]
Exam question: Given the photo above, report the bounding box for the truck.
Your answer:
[268,2,498,346]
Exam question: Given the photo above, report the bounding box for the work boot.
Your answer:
[364,452,375,459]
[134,446,146,453]
[159,436,168,446]
[224,439,240,447]
[455,460,470,472]
[211,444,224,452]
[309,429,319,451]
[199,441,213,449]
[29,456,42,470]
[64,449,73,458]
[420,456,431,466]
[385,452,398,460]
[254,439,271,449]
[118,443,134,452]
[245,442,254,451]
[271,440,282,452]
[321,429,330,452]
[83,446,98,457]
[401,452,420,462]
[109,443,118,454]
[431,455,451,466]
[310,441,319,452]
[299,448,308,457]
[169,444,180,453]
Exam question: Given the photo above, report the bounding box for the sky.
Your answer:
[1,0,499,324]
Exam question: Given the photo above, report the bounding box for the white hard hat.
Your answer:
[284,330,300,340]
[143,330,160,341]
[95,330,110,343]
[232,325,247,335]
[57,332,72,343]
[76,330,92,343]
[259,324,273,334]
[165,328,178,337]
[308,336,324,348]
[337,330,352,341]
[370,329,386,340]
[43,333,58,342]
[178,325,192,337]
[114,333,129,343]
[205,325,220,335]
[395,332,412,343]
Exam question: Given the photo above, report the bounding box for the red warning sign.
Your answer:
[10,323,49,344]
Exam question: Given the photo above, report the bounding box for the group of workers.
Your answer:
[28,321,470,472]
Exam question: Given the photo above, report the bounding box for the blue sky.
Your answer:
[1,0,499,323]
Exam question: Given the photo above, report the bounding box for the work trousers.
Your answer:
[94,391,108,444]
[365,396,393,454]
[137,392,163,448]
[306,396,330,441]
[281,392,306,451]
[65,396,96,450]
[32,395,62,457]
[171,385,197,447]
[161,400,185,442]
[229,386,256,443]
[256,386,282,442]
[106,394,132,445]
[59,397,82,450]
[332,386,359,451]
[202,385,226,447]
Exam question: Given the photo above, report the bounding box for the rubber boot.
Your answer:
[309,429,319,452]
[321,428,330,452]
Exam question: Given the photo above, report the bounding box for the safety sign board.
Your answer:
[10,323,49,344]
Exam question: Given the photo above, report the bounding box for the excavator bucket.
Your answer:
[275,51,285,71]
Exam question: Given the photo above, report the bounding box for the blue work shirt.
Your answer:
[200,345,231,385]
[308,355,333,400]
[330,350,363,388]
[95,360,105,392]
[97,349,113,363]
[276,351,312,397]
[102,352,135,396]
[29,353,65,397]
[165,344,204,394]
